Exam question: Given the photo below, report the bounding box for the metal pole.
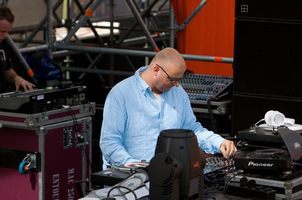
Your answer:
[114,0,160,48]
[20,0,64,48]
[19,44,49,54]
[177,0,208,31]
[61,0,104,44]
[47,0,54,58]
[125,0,159,52]
[67,67,134,77]
[5,36,38,85]
[73,0,104,45]
[144,0,150,65]
[54,43,234,63]
[169,2,175,48]
[73,36,105,82]
[109,0,115,86]
[155,0,168,13]
[63,0,72,80]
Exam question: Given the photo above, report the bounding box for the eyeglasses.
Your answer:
[155,64,182,83]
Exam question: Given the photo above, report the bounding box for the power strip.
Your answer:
[226,182,276,200]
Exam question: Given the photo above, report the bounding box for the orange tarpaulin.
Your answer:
[170,0,235,76]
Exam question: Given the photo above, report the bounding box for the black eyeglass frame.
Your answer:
[155,64,182,83]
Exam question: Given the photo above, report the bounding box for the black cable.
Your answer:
[68,106,80,132]
[204,171,236,196]
[67,105,93,173]
[85,102,96,171]
[107,185,138,200]
[207,97,218,133]
[83,144,93,171]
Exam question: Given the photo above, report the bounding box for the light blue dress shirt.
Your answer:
[100,66,225,168]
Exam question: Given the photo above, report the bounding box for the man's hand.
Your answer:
[14,75,35,92]
[219,140,237,159]
[5,68,35,92]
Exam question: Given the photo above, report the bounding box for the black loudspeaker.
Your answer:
[232,0,302,135]
[233,19,302,98]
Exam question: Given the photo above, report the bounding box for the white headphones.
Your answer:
[264,110,295,127]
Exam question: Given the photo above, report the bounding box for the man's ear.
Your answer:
[153,64,160,74]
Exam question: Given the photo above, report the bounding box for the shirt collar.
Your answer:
[135,66,152,94]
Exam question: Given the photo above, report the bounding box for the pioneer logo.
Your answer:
[248,161,274,167]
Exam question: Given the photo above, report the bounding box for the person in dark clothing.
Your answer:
[0,6,35,93]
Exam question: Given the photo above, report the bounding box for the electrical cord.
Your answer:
[204,171,236,198]
[207,97,218,133]
[68,106,80,133]
[107,185,138,200]
[66,104,93,171]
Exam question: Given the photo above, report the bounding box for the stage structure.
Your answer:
[5,0,233,85]
[1,0,236,180]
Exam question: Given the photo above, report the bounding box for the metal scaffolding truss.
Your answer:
[6,0,233,84]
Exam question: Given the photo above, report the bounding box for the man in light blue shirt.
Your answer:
[100,47,237,169]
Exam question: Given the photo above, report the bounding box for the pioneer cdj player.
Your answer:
[235,126,302,181]
[234,148,293,174]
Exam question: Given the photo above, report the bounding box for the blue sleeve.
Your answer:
[99,87,139,167]
[181,89,225,154]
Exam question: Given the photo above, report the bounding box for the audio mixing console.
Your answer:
[180,73,233,101]
[179,73,233,115]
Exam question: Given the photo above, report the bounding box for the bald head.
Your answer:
[150,47,186,71]
[140,47,186,93]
